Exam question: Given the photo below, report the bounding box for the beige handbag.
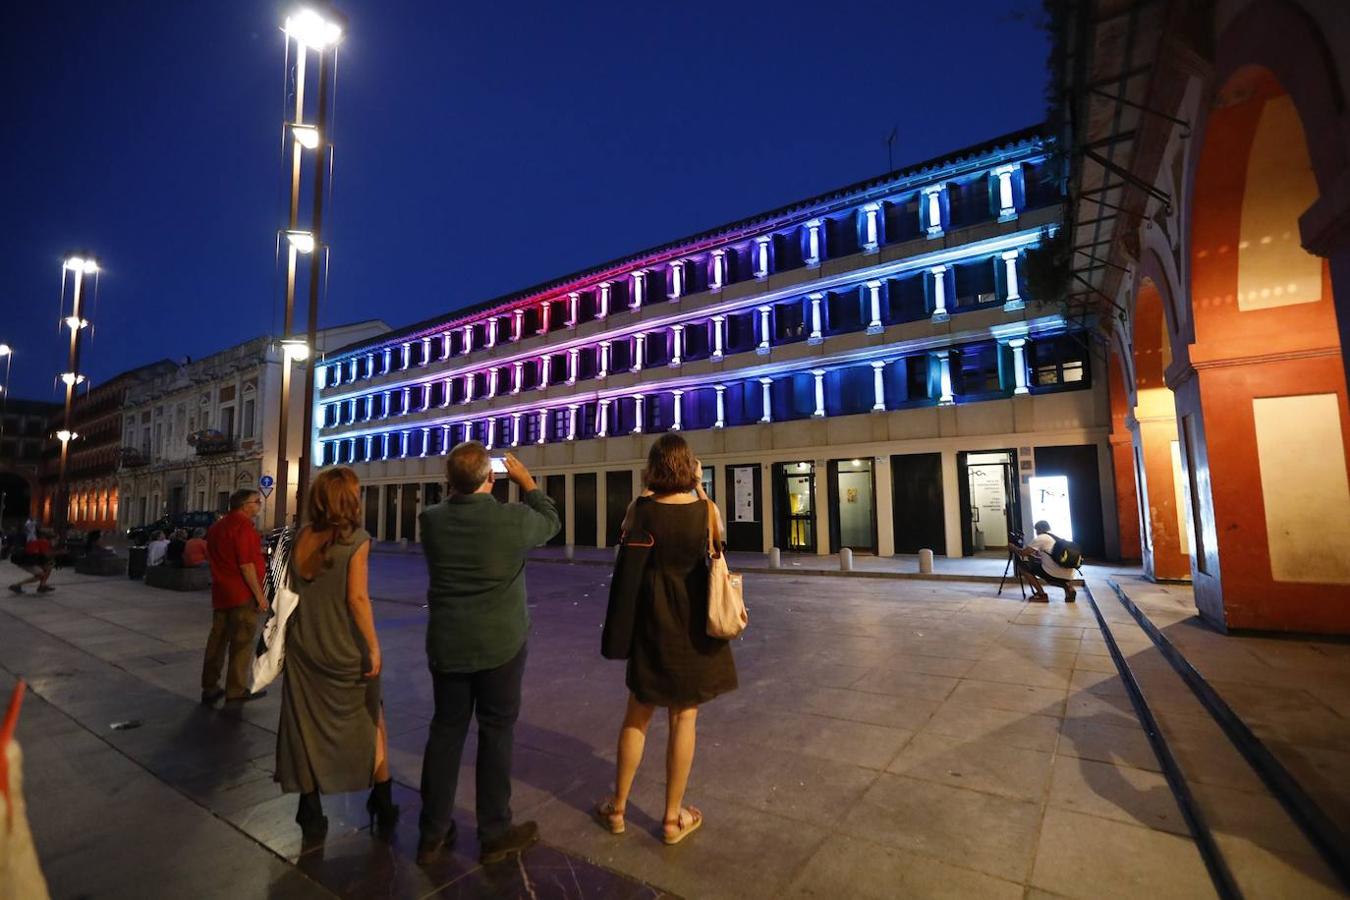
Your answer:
[704,500,747,639]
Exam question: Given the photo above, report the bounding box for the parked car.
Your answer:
[126,511,220,546]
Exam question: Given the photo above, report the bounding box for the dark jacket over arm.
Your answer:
[419,489,561,672]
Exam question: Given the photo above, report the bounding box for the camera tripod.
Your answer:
[997,532,1027,600]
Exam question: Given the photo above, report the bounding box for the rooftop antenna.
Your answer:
[884,126,898,173]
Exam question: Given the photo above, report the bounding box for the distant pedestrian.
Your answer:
[8,529,57,595]
[22,517,36,543]
[200,490,269,704]
[416,443,559,866]
[276,467,397,843]
[166,529,188,567]
[146,530,170,567]
[595,434,737,845]
[182,528,208,568]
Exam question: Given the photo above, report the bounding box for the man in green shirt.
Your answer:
[417,442,560,866]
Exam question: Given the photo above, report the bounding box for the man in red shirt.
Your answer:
[201,489,271,704]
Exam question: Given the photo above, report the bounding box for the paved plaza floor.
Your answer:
[1,554,1345,898]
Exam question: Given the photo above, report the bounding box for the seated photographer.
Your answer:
[1015,520,1077,603]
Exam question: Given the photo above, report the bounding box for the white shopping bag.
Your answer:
[250,529,299,691]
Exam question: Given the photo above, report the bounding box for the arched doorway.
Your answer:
[0,472,34,531]
[1181,65,1350,631]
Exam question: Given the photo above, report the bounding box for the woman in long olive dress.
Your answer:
[275,466,398,841]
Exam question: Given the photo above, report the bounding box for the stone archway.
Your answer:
[1178,60,1350,632]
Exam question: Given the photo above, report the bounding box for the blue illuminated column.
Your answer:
[511,361,523,394]
[566,404,579,441]
[866,281,884,334]
[365,434,373,458]
[442,332,453,357]
[401,342,412,369]
[381,389,391,418]
[871,361,887,411]
[346,438,355,462]
[669,260,684,299]
[421,337,432,364]
[486,319,498,349]
[348,358,358,381]
[512,310,524,341]
[383,347,392,372]
[805,219,822,267]
[861,204,880,253]
[464,375,475,403]
[597,398,610,437]
[671,390,684,431]
[759,378,773,423]
[462,325,473,355]
[566,347,579,385]
[811,369,826,418]
[441,378,452,408]
[487,368,499,398]
[484,419,494,450]
[597,282,611,319]
[710,316,725,359]
[632,333,645,372]
[366,352,374,375]
[669,325,684,367]
[633,393,645,434]
[539,300,552,334]
[511,412,522,446]
[630,271,646,310]
[380,433,390,460]
[1007,338,1030,394]
[710,250,726,290]
[807,293,824,344]
[930,266,950,321]
[400,386,411,413]
[441,424,451,452]
[566,292,580,327]
[754,237,771,279]
[923,185,945,238]
[936,351,955,405]
[756,306,772,355]
[420,427,429,457]
[714,385,726,429]
[400,429,411,457]
[994,165,1018,220]
[535,410,546,444]
[539,356,551,389]
[346,399,356,422]
[1002,251,1025,311]
[598,341,610,379]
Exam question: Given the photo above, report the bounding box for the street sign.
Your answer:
[259,474,275,499]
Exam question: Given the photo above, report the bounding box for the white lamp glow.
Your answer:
[286,230,316,253]
[284,9,343,49]
[280,338,311,361]
[56,430,78,443]
[59,372,86,387]
[292,124,320,149]
[0,344,11,356]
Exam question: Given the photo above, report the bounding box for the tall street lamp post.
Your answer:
[55,255,97,529]
[0,344,12,441]
[273,6,342,529]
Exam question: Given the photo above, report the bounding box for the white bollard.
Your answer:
[564,543,575,561]
[397,537,409,552]
[768,547,782,569]
[918,548,934,574]
[839,548,853,571]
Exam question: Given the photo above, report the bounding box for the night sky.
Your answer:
[1,1,1047,402]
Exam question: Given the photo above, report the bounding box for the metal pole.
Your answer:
[273,42,308,529]
[56,266,87,531]
[295,48,332,518]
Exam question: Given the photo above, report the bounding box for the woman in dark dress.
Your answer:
[595,434,737,844]
[275,467,398,841]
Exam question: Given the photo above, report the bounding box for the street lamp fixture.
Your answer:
[285,230,316,253]
[56,430,78,443]
[291,124,320,149]
[280,337,311,361]
[284,9,343,49]
[63,256,99,274]
[0,344,10,356]
[63,316,89,330]
[58,372,86,387]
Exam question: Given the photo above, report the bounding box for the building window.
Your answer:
[1029,336,1090,388]
[955,344,1004,398]
[242,398,256,438]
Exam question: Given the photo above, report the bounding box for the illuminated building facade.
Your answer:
[313,127,1115,559]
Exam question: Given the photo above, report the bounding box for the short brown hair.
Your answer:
[447,441,492,495]
[229,489,259,510]
[642,433,698,495]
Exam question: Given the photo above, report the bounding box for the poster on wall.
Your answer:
[732,468,756,523]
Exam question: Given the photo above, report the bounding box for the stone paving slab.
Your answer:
[0,559,1247,899]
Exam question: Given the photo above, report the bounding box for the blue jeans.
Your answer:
[419,643,527,842]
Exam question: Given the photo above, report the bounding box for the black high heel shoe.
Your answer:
[366,779,400,839]
[296,791,329,842]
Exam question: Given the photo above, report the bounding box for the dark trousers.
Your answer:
[419,643,527,842]
[200,606,258,698]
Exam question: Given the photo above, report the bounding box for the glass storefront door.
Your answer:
[776,461,816,551]
[831,458,876,552]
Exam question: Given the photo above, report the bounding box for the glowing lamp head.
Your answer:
[59,372,86,387]
[63,316,89,330]
[63,256,98,274]
[291,124,320,149]
[56,429,77,443]
[285,230,316,254]
[280,338,311,361]
[284,9,343,49]
[0,344,11,357]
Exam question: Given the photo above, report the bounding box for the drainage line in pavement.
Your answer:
[1107,580,1350,893]
[1084,586,1242,900]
